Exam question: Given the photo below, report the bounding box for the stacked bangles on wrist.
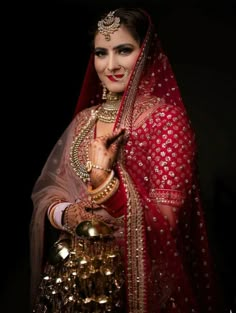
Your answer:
[47,164,120,232]
[87,169,120,204]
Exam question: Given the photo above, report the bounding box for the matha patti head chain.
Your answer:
[97,11,121,41]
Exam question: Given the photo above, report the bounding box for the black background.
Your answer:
[3,0,235,311]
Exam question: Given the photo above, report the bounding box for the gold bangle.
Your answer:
[62,204,78,235]
[87,170,115,195]
[91,177,120,204]
[48,203,61,229]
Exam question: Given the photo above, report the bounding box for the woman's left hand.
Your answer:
[88,128,125,187]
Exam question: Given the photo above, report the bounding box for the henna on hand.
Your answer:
[62,200,111,233]
[88,129,125,188]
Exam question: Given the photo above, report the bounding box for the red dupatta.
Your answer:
[71,9,224,313]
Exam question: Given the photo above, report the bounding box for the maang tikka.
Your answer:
[97,11,120,41]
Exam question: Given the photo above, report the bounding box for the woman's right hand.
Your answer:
[63,201,118,232]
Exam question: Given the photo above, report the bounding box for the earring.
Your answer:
[102,83,107,100]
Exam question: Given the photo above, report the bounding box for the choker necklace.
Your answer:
[106,92,121,101]
[97,93,121,123]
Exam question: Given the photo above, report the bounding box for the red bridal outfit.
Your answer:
[30,11,226,313]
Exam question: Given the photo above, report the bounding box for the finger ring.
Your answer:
[86,160,93,173]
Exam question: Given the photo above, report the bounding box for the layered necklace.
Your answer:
[97,92,122,123]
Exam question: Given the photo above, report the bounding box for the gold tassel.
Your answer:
[102,84,107,100]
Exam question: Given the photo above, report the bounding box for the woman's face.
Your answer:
[94,25,141,93]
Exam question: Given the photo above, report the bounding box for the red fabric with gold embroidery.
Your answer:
[72,8,225,313]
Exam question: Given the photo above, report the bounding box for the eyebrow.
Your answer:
[94,43,134,51]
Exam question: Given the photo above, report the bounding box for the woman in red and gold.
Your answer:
[30,7,226,313]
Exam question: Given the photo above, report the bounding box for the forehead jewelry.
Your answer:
[97,11,121,41]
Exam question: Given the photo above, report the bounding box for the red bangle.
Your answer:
[102,182,126,218]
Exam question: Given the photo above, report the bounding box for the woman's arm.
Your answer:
[147,104,196,229]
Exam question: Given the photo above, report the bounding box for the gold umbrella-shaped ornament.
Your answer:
[75,218,113,239]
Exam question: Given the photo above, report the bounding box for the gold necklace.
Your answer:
[97,93,121,123]
[106,92,121,101]
[70,110,97,182]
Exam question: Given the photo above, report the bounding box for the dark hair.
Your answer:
[90,7,150,48]
[113,8,149,45]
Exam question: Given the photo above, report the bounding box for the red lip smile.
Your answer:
[107,75,124,82]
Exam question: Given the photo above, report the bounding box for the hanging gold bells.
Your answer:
[33,218,125,312]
